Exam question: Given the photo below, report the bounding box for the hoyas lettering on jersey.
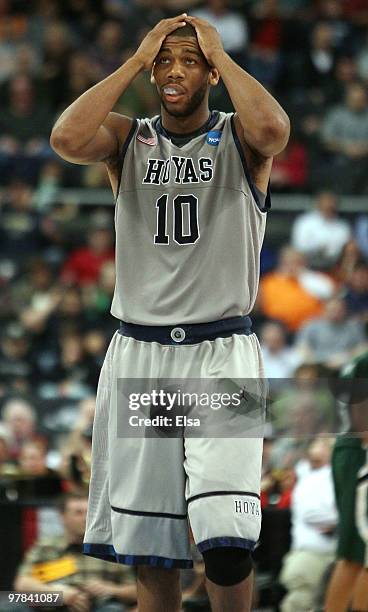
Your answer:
[142,156,213,185]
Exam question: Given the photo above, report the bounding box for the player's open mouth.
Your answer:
[162,85,185,102]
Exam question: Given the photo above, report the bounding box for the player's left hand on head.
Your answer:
[185,15,224,65]
[134,14,188,71]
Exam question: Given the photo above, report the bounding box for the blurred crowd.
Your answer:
[0,0,368,610]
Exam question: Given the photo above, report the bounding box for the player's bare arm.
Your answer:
[185,15,290,193]
[50,14,188,169]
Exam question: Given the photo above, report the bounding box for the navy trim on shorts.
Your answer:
[111,505,187,520]
[230,113,271,213]
[197,536,257,553]
[118,315,252,345]
[187,491,260,504]
[83,543,193,568]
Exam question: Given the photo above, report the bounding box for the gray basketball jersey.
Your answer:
[110,112,268,325]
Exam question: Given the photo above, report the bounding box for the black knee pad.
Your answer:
[202,547,253,587]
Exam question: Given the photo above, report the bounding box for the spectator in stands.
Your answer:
[279,438,337,612]
[83,260,117,336]
[14,258,57,319]
[260,321,301,380]
[261,465,295,511]
[13,42,40,80]
[0,422,15,473]
[355,214,368,261]
[45,287,89,345]
[0,179,42,263]
[19,286,86,360]
[60,396,95,490]
[247,0,284,89]
[296,296,367,368]
[89,20,125,81]
[315,0,353,50]
[327,55,359,106]
[343,261,368,320]
[61,50,96,110]
[39,21,74,110]
[4,438,64,499]
[357,32,368,80]
[270,362,336,444]
[321,81,368,193]
[86,260,116,317]
[0,75,54,183]
[58,0,104,42]
[15,440,63,501]
[302,22,336,94]
[33,206,69,265]
[1,397,45,461]
[0,322,34,393]
[31,158,65,211]
[82,161,111,189]
[333,238,366,286]
[115,45,160,119]
[83,330,108,389]
[68,396,95,441]
[260,246,335,332]
[291,191,351,268]
[18,441,51,477]
[61,211,114,287]
[58,332,87,386]
[37,331,93,401]
[276,388,334,441]
[270,137,308,192]
[14,492,137,611]
[342,0,368,26]
[0,0,32,83]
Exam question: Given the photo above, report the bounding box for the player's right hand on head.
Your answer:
[133,14,187,71]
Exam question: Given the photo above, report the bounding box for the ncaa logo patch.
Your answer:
[206,130,221,146]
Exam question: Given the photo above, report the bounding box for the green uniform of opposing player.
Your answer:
[325,351,368,612]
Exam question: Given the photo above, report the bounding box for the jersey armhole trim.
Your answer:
[230,113,271,213]
[115,118,138,204]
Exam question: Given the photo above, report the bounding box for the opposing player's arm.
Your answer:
[185,16,290,192]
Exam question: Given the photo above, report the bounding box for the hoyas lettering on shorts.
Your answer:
[142,156,213,185]
[234,500,260,516]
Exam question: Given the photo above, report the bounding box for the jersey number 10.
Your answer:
[154,194,200,246]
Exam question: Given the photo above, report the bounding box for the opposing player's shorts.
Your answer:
[83,316,264,569]
[333,436,368,566]
[356,458,368,567]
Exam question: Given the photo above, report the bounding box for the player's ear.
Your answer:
[150,65,156,85]
[208,67,220,87]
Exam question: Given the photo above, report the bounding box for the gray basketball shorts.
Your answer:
[83,326,264,569]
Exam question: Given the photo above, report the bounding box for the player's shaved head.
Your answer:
[169,23,197,38]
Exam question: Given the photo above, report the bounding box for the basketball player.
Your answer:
[325,351,368,612]
[50,14,290,612]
